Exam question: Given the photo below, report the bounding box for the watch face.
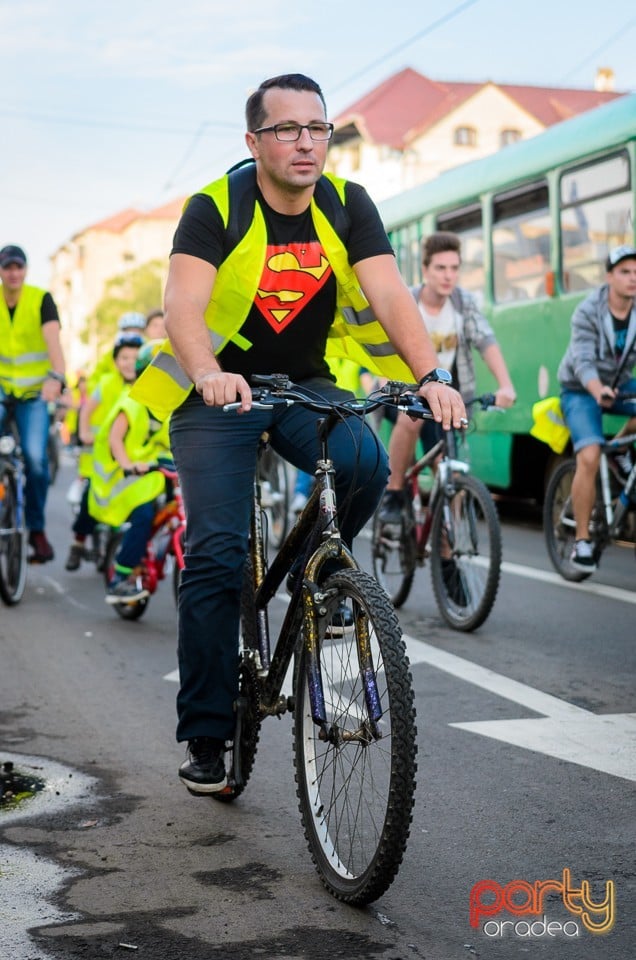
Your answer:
[434,368,453,384]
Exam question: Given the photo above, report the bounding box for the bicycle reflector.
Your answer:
[0,435,16,455]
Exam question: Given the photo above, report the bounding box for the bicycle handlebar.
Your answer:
[222,374,450,422]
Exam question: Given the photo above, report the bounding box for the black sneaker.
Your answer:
[65,542,85,572]
[378,490,405,527]
[441,558,468,607]
[179,738,227,794]
[325,600,355,638]
[570,539,597,572]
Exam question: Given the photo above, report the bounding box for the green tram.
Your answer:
[378,93,636,501]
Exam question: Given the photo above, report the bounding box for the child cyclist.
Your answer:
[89,341,171,603]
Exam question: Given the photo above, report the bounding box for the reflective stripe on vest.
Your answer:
[131,173,414,420]
[0,285,50,397]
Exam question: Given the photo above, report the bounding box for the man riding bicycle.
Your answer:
[558,243,636,572]
[132,73,465,795]
[0,244,66,563]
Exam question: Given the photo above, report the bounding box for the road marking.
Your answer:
[403,634,636,783]
[500,559,636,605]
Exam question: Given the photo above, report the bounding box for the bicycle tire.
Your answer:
[214,556,262,802]
[0,468,28,606]
[103,530,149,621]
[543,459,602,582]
[293,568,417,905]
[259,447,289,551]
[47,430,60,485]
[430,473,501,631]
[370,499,417,608]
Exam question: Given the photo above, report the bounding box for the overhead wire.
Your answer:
[559,17,636,84]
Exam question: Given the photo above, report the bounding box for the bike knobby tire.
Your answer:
[103,530,149,620]
[543,459,603,582]
[293,568,417,905]
[430,473,501,631]
[0,468,28,605]
[214,555,262,802]
[371,499,417,608]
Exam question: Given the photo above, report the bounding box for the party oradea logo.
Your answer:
[470,868,615,939]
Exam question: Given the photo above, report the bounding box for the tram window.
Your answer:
[560,152,633,291]
[492,182,550,302]
[391,222,422,286]
[437,205,484,300]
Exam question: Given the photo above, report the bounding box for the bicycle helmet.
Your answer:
[135,339,164,377]
[113,332,145,359]
[117,311,147,332]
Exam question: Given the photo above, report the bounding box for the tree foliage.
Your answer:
[82,259,165,355]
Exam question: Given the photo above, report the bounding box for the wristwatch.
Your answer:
[418,367,453,388]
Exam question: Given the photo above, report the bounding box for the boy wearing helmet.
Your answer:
[89,341,171,602]
[65,334,144,571]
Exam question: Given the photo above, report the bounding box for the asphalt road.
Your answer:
[0,458,634,960]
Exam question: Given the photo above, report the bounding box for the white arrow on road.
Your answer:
[403,635,636,783]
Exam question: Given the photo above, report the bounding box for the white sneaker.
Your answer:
[570,539,597,572]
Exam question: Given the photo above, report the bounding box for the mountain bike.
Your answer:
[371,395,502,631]
[543,427,636,582]
[0,397,28,606]
[215,375,424,905]
[103,460,185,619]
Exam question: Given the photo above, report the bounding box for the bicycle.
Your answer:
[215,375,421,905]
[371,394,502,631]
[0,397,28,606]
[543,426,636,582]
[103,460,186,620]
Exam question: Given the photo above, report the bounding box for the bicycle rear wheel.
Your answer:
[214,556,262,802]
[371,500,417,608]
[293,568,417,905]
[103,530,149,620]
[0,468,27,606]
[430,474,501,631]
[543,459,602,582]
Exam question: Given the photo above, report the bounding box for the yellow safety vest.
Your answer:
[88,393,165,527]
[78,371,129,479]
[0,285,50,398]
[131,171,414,420]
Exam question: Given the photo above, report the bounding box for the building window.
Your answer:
[454,126,477,147]
[500,128,521,147]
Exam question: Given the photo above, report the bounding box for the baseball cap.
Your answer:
[0,245,27,268]
[606,244,636,270]
[112,333,144,359]
[117,311,147,332]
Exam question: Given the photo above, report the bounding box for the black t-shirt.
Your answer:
[611,311,629,360]
[7,291,59,326]
[171,181,393,382]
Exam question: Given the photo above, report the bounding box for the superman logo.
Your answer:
[255,242,332,333]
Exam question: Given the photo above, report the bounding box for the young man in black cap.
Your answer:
[0,244,66,562]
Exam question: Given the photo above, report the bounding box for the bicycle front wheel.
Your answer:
[293,568,417,905]
[371,500,417,608]
[0,467,27,606]
[430,474,501,631]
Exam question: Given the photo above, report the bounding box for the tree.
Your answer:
[82,259,165,359]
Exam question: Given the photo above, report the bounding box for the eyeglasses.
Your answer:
[252,122,334,142]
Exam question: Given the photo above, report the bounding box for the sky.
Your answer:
[2,0,635,288]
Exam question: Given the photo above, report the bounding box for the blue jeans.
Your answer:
[170,378,389,742]
[0,391,50,531]
[561,378,636,452]
[114,501,155,571]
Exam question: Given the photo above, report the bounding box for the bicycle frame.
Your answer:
[142,467,186,590]
[597,430,636,539]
